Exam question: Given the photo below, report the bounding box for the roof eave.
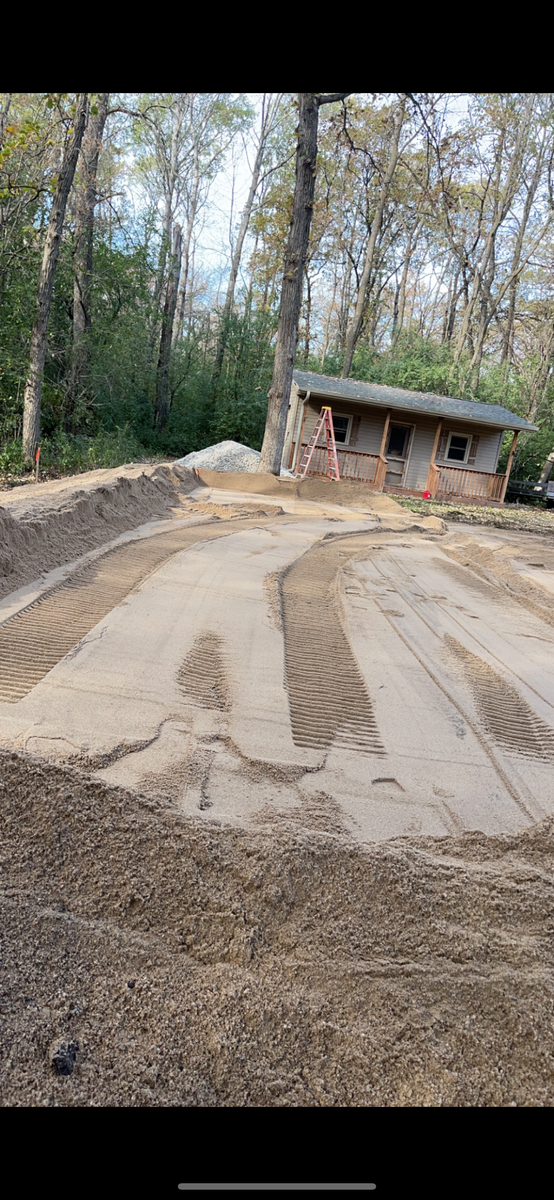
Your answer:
[295,385,538,434]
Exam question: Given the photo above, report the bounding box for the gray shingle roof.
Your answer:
[293,370,538,432]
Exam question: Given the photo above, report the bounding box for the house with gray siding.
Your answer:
[283,370,538,503]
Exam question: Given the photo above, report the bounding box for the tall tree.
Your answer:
[172,135,200,347]
[439,94,541,387]
[341,94,407,377]
[211,94,283,383]
[22,93,89,460]
[391,216,423,343]
[172,93,255,346]
[66,93,109,427]
[132,93,251,353]
[144,94,188,352]
[154,221,182,429]
[258,93,350,475]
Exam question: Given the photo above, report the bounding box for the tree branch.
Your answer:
[316,93,352,107]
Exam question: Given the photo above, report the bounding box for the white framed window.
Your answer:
[330,413,352,444]
[446,432,470,463]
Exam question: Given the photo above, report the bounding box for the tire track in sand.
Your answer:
[177,633,229,711]
[0,518,274,703]
[280,534,384,755]
[445,635,554,763]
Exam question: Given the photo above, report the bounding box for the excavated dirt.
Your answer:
[1,749,554,1109]
[0,463,199,601]
[196,469,405,511]
[2,465,554,1107]
[0,457,410,606]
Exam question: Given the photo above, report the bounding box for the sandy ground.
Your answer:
[2,465,554,1106]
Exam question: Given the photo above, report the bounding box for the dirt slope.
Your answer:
[1,749,553,1107]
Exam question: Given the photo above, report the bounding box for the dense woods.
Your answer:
[2,92,554,482]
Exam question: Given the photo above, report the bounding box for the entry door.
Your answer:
[384,423,413,488]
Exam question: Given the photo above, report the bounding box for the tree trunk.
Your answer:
[341,95,407,377]
[442,263,460,343]
[22,94,89,461]
[501,140,545,367]
[392,217,423,345]
[149,100,184,354]
[0,94,12,147]
[319,265,338,367]
[66,93,109,428]
[527,320,554,423]
[155,222,182,430]
[172,151,199,348]
[453,94,536,367]
[302,268,312,363]
[470,212,552,389]
[257,94,320,475]
[211,102,278,381]
[539,452,554,486]
[211,96,284,378]
[423,255,450,340]
[185,240,197,336]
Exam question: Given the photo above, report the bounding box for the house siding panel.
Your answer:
[302,402,385,454]
[435,424,503,473]
[291,397,505,486]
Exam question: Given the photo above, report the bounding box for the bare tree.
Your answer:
[258,93,350,475]
[341,94,407,377]
[138,93,237,377]
[147,95,188,349]
[501,102,553,367]
[172,136,201,347]
[172,93,256,349]
[211,94,283,383]
[391,216,424,344]
[22,94,89,461]
[451,95,537,384]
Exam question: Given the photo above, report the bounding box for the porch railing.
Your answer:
[292,443,387,489]
[429,463,506,502]
[290,443,507,502]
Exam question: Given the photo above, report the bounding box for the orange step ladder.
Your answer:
[298,406,341,481]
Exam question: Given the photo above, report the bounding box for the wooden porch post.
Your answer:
[379,409,392,459]
[292,395,310,473]
[500,429,519,502]
[375,409,392,491]
[425,419,443,496]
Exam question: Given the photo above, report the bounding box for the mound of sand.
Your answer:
[0,463,197,600]
[196,468,403,508]
[194,470,446,531]
[0,463,445,606]
[1,748,553,1107]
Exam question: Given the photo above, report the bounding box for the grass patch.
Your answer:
[0,427,157,487]
[392,494,554,535]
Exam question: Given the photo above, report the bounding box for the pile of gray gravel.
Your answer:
[175,441,261,473]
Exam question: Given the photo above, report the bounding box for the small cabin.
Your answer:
[282,370,537,504]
